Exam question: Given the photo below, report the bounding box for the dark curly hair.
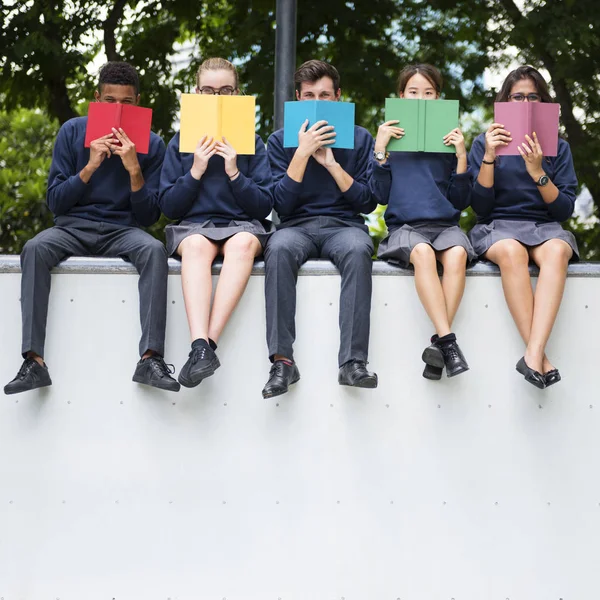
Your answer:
[98,62,140,96]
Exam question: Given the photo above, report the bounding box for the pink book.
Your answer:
[84,103,153,154]
[494,102,559,157]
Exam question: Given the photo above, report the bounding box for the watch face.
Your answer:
[538,175,549,186]
[374,151,385,160]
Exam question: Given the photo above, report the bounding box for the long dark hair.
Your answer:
[495,65,553,103]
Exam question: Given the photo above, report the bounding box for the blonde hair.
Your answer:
[196,57,238,89]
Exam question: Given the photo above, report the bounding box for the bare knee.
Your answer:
[535,239,572,267]
[178,234,218,260]
[410,243,436,267]
[487,239,529,270]
[438,246,467,272]
[223,232,261,260]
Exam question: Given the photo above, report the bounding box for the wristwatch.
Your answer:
[373,150,389,162]
[535,174,549,187]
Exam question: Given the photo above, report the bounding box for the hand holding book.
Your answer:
[374,119,404,152]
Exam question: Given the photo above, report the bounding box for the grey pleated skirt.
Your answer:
[378,222,477,268]
[166,219,274,257]
[469,219,579,260]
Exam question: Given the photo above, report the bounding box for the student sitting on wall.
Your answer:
[469,65,578,389]
[4,62,179,395]
[159,58,274,389]
[370,64,474,380]
[262,59,378,399]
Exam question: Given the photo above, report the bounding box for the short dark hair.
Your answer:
[396,63,443,96]
[495,65,553,103]
[294,60,340,94]
[98,62,140,96]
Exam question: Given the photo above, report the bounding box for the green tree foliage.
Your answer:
[1,0,599,255]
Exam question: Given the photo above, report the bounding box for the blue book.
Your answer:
[283,100,355,149]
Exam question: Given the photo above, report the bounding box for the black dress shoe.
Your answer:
[178,341,220,388]
[4,358,52,395]
[544,368,561,387]
[423,362,443,380]
[422,334,444,380]
[133,356,180,392]
[439,339,469,378]
[338,360,378,388]
[515,357,546,389]
[262,360,300,398]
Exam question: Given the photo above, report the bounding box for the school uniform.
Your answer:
[20,116,168,359]
[159,133,274,255]
[265,126,376,367]
[370,151,475,268]
[468,134,578,257]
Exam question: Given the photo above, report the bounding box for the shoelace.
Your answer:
[17,358,38,380]
[189,346,209,364]
[443,345,460,361]
[148,357,176,378]
[269,361,287,377]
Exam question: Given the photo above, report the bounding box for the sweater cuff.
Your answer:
[473,180,495,199]
[183,170,203,190]
[280,173,303,196]
[71,173,89,195]
[343,180,364,204]
[372,160,391,178]
[130,186,147,206]
[229,172,250,194]
[546,191,573,222]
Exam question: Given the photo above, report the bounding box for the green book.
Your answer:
[384,98,459,153]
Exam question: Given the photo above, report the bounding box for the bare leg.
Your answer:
[178,235,220,342]
[207,232,262,343]
[410,243,451,337]
[436,246,468,327]
[527,239,572,373]
[485,239,539,369]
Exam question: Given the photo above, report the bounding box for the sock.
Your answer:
[437,332,456,345]
[191,338,210,350]
[275,358,294,366]
[430,334,440,344]
[208,338,218,351]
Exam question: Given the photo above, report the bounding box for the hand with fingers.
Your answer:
[518,132,545,179]
[214,137,239,179]
[190,135,217,180]
[109,127,140,174]
[312,146,337,169]
[375,119,404,151]
[443,127,466,158]
[484,122,512,162]
[87,133,114,171]
[296,119,336,159]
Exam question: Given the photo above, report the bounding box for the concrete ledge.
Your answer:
[0,254,598,277]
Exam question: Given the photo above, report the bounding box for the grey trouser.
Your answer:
[264,216,374,367]
[20,216,168,358]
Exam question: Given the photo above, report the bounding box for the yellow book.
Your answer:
[179,94,256,154]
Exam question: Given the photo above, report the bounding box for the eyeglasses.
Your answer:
[508,93,541,102]
[198,86,235,96]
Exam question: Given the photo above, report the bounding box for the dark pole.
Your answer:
[274,0,297,131]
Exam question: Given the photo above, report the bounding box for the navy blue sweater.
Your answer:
[46,116,165,227]
[469,134,578,224]
[159,133,273,224]
[267,126,376,224]
[369,152,472,230]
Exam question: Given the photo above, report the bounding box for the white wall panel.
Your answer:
[0,257,598,599]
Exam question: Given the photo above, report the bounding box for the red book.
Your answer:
[84,103,153,154]
[494,102,560,157]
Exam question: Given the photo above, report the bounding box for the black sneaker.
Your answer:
[4,358,52,395]
[422,334,444,380]
[439,337,469,378]
[178,341,220,388]
[262,360,300,399]
[338,360,378,388]
[133,356,180,392]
